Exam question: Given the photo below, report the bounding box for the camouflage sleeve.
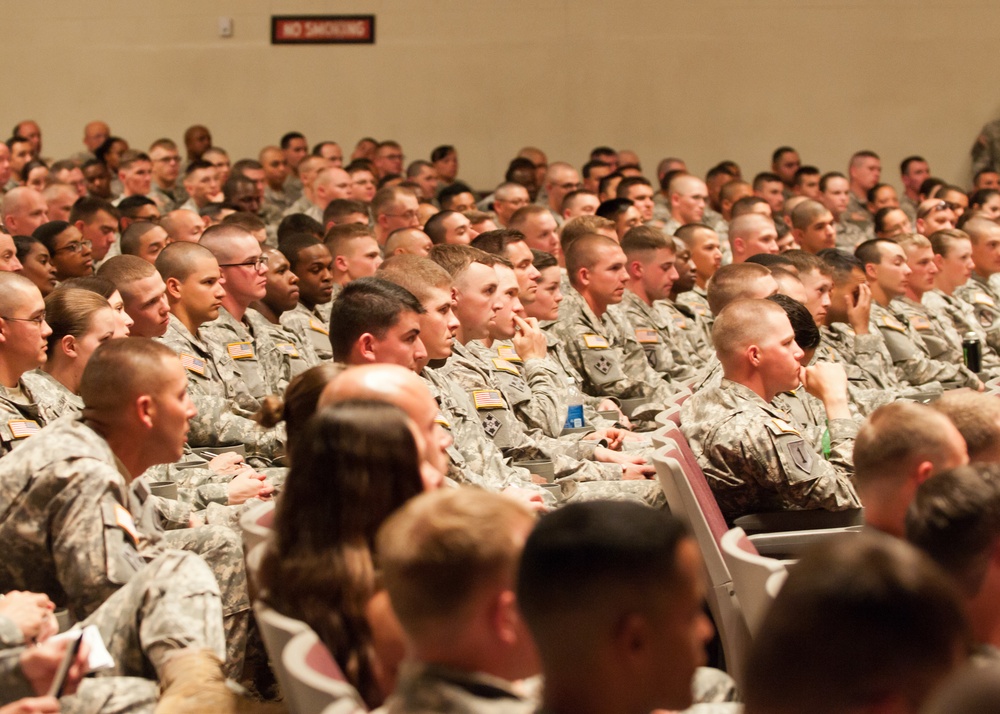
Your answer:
[0,646,34,704]
[971,121,1000,176]
[185,391,283,462]
[851,332,901,389]
[877,323,980,388]
[511,357,566,438]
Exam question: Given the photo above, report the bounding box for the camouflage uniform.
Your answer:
[553,294,678,403]
[663,296,715,362]
[870,301,980,388]
[0,417,227,679]
[925,288,1000,375]
[620,290,699,382]
[816,323,899,390]
[900,194,918,224]
[263,185,293,214]
[680,379,860,524]
[281,195,323,223]
[955,272,1000,356]
[835,221,867,251]
[380,662,533,714]
[539,325,618,429]
[844,193,873,233]
[156,314,283,463]
[675,285,712,321]
[21,368,82,423]
[200,307,288,405]
[279,301,333,362]
[0,381,45,457]
[895,295,999,379]
[246,309,318,379]
[148,184,177,214]
[971,119,1000,177]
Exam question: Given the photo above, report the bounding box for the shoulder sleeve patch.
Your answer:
[227,341,255,359]
[309,318,330,335]
[582,333,610,349]
[497,344,522,362]
[7,419,40,439]
[634,327,660,344]
[974,292,997,307]
[765,418,800,437]
[491,357,520,375]
[179,353,207,375]
[880,315,907,333]
[471,389,505,410]
[276,342,300,358]
[909,315,932,331]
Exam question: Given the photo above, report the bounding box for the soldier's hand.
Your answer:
[803,362,851,420]
[502,487,548,512]
[845,283,872,335]
[0,592,56,643]
[597,399,630,426]
[591,427,625,450]
[207,452,246,475]
[0,698,61,714]
[622,463,656,480]
[228,471,270,505]
[20,636,89,697]
[511,315,547,361]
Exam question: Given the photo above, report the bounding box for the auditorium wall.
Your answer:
[3,0,998,190]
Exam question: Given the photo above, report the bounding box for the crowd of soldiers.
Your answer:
[2,117,1000,713]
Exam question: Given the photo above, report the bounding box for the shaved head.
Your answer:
[80,337,178,416]
[155,242,217,283]
[0,272,38,314]
[712,298,787,364]
[565,233,619,287]
[199,223,256,263]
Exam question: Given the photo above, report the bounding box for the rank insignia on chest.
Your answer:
[766,418,800,436]
[276,342,300,358]
[179,353,207,375]
[909,316,931,331]
[472,389,505,410]
[880,315,907,333]
[7,419,40,439]
[594,356,613,374]
[491,358,520,375]
[634,328,659,344]
[583,334,610,349]
[482,413,502,438]
[497,344,522,362]
[309,319,330,335]
[227,341,255,359]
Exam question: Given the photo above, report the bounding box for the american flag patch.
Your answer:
[435,413,451,429]
[309,319,330,335]
[472,389,504,410]
[179,353,206,375]
[276,342,300,357]
[583,333,609,349]
[227,341,255,360]
[497,344,522,362]
[8,420,40,439]
[635,328,659,344]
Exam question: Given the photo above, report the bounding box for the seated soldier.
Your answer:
[680,298,860,523]
[97,255,171,338]
[743,534,969,714]
[119,220,169,265]
[673,223,722,320]
[376,487,538,714]
[517,501,717,714]
[954,219,1000,356]
[277,232,335,360]
[907,464,1000,665]
[251,246,321,375]
[0,339,238,700]
[932,390,1000,463]
[855,402,968,537]
[324,223,384,305]
[856,238,981,390]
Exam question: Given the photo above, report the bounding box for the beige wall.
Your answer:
[4,1,999,191]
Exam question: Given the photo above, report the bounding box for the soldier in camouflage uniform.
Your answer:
[277,233,337,361]
[857,238,981,389]
[154,243,284,464]
[680,300,860,524]
[0,340,230,687]
[954,218,1000,357]
[971,117,1000,178]
[553,235,678,405]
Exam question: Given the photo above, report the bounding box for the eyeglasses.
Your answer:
[53,239,92,254]
[154,156,181,164]
[918,200,959,218]
[1,312,46,325]
[219,256,269,270]
[556,182,583,191]
[385,210,420,221]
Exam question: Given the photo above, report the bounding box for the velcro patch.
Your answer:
[880,315,907,333]
[583,333,610,349]
[786,439,815,473]
[179,353,206,376]
[672,316,688,330]
[909,315,932,331]
[276,342,300,358]
[227,341,254,359]
[689,304,709,317]
[482,412,502,438]
[472,390,505,410]
[309,319,329,335]
[434,414,451,429]
[114,504,139,544]
[765,418,800,437]
[7,419,39,439]
[497,344,522,362]
[634,328,659,344]
[974,292,996,307]
[594,356,613,374]
[491,358,520,375]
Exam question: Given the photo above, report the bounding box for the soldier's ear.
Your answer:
[135,394,156,428]
[746,344,761,367]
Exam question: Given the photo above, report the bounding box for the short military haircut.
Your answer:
[932,391,1000,463]
[220,212,266,233]
[771,146,796,164]
[378,487,534,640]
[560,189,597,214]
[506,204,549,231]
[901,155,927,175]
[423,210,457,245]
[371,186,416,218]
[595,197,634,220]
[819,171,847,193]
[116,195,157,219]
[620,225,670,256]
[817,248,863,284]
[854,239,894,269]
[720,180,752,205]
[745,253,796,271]
[961,217,1000,246]
[560,215,615,253]
[279,132,305,149]
[790,199,830,230]
[706,263,772,316]
[753,171,783,191]
[532,249,558,271]
[615,175,652,199]
[767,293,819,350]
[323,199,368,226]
[278,213,323,242]
[324,222,375,253]
[96,255,156,299]
[183,159,213,178]
[780,250,831,277]
[581,159,609,179]
[907,463,1000,598]
[119,221,160,256]
[0,272,38,315]
[80,337,180,416]
[928,228,971,258]
[516,501,691,672]
[231,159,264,176]
[565,233,619,287]
[850,149,880,165]
[469,228,525,256]
[598,171,624,197]
[793,165,820,186]
[327,277,425,362]
[278,232,322,269]
[405,159,432,178]
[436,181,474,211]
[730,196,769,218]
[674,223,714,247]
[743,534,968,714]
[32,221,73,255]
[895,232,931,253]
[68,196,118,225]
[428,243,491,278]
[377,254,451,302]
[118,150,151,171]
[712,297,784,361]
[155,241,216,283]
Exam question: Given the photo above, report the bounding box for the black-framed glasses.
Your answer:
[218,256,269,270]
[385,210,420,221]
[53,239,92,255]
[1,312,46,325]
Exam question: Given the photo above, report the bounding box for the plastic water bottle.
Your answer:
[564,377,585,429]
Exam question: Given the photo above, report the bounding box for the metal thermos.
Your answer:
[963,331,982,373]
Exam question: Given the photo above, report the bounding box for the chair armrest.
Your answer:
[733,508,864,534]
